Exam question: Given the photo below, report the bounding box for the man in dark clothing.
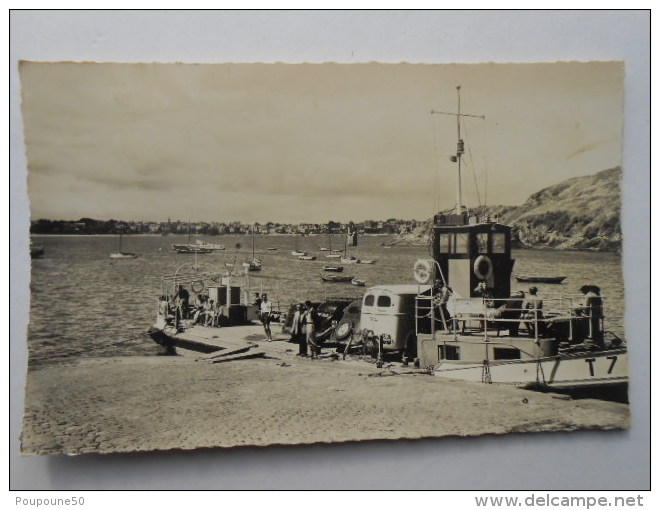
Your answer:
[173,284,190,319]
[290,303,307,356]
[304,300,320,359]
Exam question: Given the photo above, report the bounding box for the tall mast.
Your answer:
[456,86,463,214]
[431,85,484,216]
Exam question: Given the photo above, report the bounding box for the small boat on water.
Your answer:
[351,278,366,287]
[243,259,262,271]
[243,236,262,271]
[291,250,307,257]
[320,273,353,283]
[320,247,330,251]
[357,259,375,265]
[340,256,359,264]
[176,246,212,254]
[299,255,317,261]
[194,240,226,251]
[325,253,342,259]
[323,265,344,272]
[30,242,44,259]
[110,232,138,259]
[267,247,278,251]
[515,275,567,284]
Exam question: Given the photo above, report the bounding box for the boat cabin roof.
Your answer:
[364,284,432,296]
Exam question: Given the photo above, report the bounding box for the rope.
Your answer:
[481,359,492,384]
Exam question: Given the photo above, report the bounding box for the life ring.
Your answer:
[413,259,435,284]
[473,255,493,281]
[191,280,205,293]
[335,321,353,341]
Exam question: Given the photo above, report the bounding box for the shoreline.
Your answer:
[21,328,630,456]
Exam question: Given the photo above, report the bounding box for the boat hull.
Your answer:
[433,347,628,389]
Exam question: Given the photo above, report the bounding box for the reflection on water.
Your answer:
[27,235,625,367]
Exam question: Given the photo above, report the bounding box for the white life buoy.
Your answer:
[413,259,435,284]
[191,280,205,293]
[473,255,493,281]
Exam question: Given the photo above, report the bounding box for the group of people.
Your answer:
[191,294,223,327]
[287,301,321,359]
[437,279,605,344]
[162,284,224,327]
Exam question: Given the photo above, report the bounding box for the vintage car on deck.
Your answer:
[281,297,354,343]
[330,299,362,346]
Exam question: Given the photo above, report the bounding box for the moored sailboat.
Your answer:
[109,231,138,259]
[243,235,262,271]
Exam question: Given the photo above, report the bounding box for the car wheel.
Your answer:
[335,321,353,341]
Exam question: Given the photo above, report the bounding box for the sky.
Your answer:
[19,61,624,224]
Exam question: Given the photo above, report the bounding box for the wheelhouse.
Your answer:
[431,213,514,300]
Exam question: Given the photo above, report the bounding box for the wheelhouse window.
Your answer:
[454,233,468,253]
[376,295,392,307]
[438,233,451,253]
[492,233,506,254]
[438,233,468,254]
[364,295,375,306]
[476,233,489,253]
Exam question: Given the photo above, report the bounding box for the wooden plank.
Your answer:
[209,351,266,364]
[197,345,254,362]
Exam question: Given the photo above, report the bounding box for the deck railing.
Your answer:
[415,292,611,344]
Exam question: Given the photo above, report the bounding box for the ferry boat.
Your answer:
[148,268,262,355]
[406,86,628,391]
[411,212,626,391]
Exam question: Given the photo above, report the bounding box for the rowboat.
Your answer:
[299,255,317,261]
[515,275,567,284]
[176,246,211,254]
[323,265,344,272]
[320,273,352,283]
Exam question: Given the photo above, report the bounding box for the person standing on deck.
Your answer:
[523,287,544,337]
[291,303,307,356]
[304,301,320,359]
[259,293,273,342]
[579,285,604,347]
[172,284,190,319]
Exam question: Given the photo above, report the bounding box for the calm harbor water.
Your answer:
[27,234,625,367]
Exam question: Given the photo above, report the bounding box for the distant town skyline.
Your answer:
[20,62,623,223]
